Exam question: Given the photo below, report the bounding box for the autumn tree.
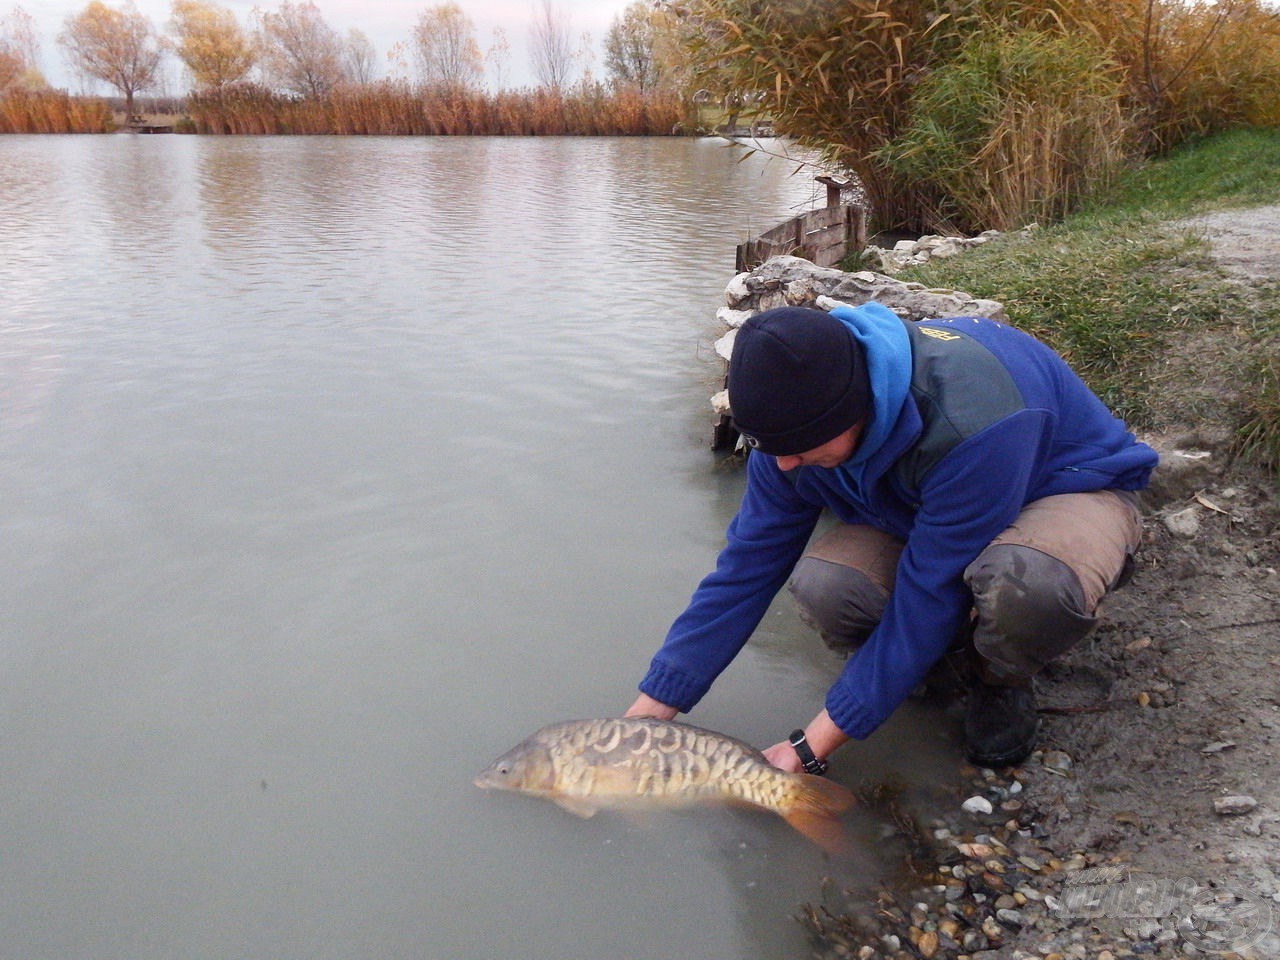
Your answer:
[411,2,481,89]
[256,0,345,98]
[529,0,573,91]
[58,0,163,118]
[1,6,43,90]
[604,2,681,92]
[168,0,255,90]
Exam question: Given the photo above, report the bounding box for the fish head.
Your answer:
[474,737,557,795]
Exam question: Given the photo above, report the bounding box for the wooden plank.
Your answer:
[807,223,846,247]
[802,206,847,231]
[736,202,869,272]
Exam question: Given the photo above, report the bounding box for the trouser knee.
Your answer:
[788,556,888,655]
[964,543,1096,683]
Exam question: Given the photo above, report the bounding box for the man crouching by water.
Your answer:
[626,303,1156,772]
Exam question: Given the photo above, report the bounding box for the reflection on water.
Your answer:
[0,135,953,960]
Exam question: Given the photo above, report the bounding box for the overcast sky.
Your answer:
[17,0,638,93]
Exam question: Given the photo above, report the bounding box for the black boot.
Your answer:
[964,678,1038,768]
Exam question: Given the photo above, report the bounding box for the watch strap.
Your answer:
[788,729,829,776]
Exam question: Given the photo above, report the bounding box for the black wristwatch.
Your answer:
[789,729,829,776]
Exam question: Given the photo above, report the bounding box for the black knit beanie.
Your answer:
[728,307,870,457]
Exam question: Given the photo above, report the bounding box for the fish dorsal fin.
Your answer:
[552,796,601,818]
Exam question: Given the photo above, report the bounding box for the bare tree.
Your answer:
[58,0,163,117]
[485,25,510,90]
[168,0,255,90]
[411,3,482,90]
[256,0,345,98]
[345,27,376,84]
[529,0,573,91]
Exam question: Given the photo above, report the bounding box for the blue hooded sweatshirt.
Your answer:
[638,303,1158,740]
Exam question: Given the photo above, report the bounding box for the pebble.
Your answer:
[916,929,939,958]
[1041,750,1073,774]
[962,795,994,815]
[1201,740,1237,754]
[995,907,1025,929]
[1213,795,1259,815]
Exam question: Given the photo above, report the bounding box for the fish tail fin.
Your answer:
[780,775,857,857]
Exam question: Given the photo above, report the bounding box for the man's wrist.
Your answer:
[788,729,829,775]
[797,710,851,766]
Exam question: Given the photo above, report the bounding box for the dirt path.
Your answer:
[805,208,1280,960]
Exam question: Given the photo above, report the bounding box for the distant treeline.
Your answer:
[0,83,694,136]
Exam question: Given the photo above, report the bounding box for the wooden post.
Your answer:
[847,203,867,254]
[815,174,852,209]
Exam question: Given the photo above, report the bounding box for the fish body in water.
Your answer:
[475,717,855,852]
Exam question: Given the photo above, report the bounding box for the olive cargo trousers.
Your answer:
[787,490,1144,683]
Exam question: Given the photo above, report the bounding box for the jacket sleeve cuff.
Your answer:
[824,682,880,742]
[638,659,712,714]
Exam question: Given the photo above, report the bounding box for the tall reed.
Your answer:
[186,81,687,137]
[0,90,113,133]
[877,30,1132,233]
[674,0,1280,233]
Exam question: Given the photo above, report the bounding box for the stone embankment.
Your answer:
[708,252,1009,433]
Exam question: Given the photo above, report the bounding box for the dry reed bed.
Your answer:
[0,90,112,133]
[186,83,688,137]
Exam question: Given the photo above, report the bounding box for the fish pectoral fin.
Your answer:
[552,796,601,818]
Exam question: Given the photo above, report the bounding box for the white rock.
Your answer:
[715,306,753,328]
[962,795,994,815]
[1213,795,1259,815]
[724,272,752,306]
[710,389,730,415]
[713,328,737,361]
[1164,506,1202,538]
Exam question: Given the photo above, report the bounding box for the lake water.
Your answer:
[0,135,960,960]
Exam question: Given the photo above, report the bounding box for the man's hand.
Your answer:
[763,709,849,773]
[762,740,806,773]
[624,693,679,720]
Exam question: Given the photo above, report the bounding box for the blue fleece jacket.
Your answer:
[639,303,1158,740]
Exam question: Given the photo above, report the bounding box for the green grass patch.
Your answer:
[1232,279,1280,473]
[1090,127,1280,220]
[846,128,1280,476]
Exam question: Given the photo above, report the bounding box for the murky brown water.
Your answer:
[0,134,958,960]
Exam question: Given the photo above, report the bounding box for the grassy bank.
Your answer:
[857,128,1280,475]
